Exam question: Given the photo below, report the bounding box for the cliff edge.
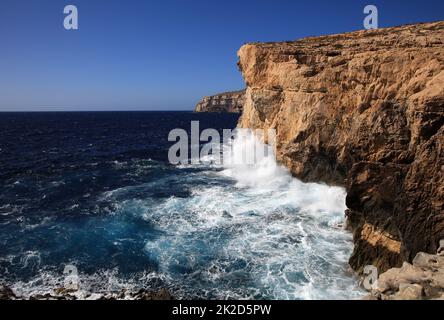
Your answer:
[195,90,245,113]
[237,21,444,273]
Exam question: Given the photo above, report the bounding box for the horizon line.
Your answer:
[0,109,198,113]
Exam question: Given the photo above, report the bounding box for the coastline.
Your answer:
[235,21,444,273]
[196,21,444,299]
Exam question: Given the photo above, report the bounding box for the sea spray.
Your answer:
[142,130,364,299]
[0,113,364,299]
[221,129,289,188]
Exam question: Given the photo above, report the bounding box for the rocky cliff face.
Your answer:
[237,21,444,273]
[195,90,245,113]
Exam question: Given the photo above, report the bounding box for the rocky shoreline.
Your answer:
[236,21,444,276]
[194,22,444,301]
[2,22,443,301]
[0,285,173,300]
[367,240,444,300]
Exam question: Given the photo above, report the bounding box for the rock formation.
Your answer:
[237,21,444,273]
[368,240,444,300]
[195,90,245,113]
[0,284,173,300]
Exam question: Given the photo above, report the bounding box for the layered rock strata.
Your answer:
[195,90,245,113]
[237,21,444,273]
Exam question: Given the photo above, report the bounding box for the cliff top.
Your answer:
[200,89,245,99]
[240,21,444,51]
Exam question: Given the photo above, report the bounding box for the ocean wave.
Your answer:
[0,128,364,300]
[136,131,363,299]
[6,268,169,300]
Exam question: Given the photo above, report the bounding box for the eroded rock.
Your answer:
[195,90,245,113]
[0,284,16,300]
[237,21,444,272]
[368,247,444,300]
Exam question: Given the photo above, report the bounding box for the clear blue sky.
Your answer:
[0,0,443,111]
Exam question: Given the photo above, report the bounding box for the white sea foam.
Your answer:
[5,131,363,300]
[139,131,364,299]
[8,268,168,299]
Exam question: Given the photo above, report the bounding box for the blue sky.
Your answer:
[0,0,443,111]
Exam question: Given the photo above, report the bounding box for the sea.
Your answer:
[0,111,364,299]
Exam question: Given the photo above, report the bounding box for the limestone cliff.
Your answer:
[237,21,444,273]
[195,90,245,113]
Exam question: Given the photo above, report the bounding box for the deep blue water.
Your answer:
[0,112,363,299]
